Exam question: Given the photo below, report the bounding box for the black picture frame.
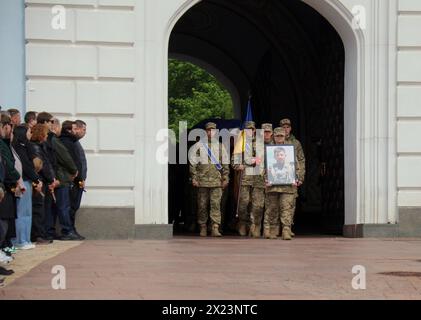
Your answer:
[265,144,296,186]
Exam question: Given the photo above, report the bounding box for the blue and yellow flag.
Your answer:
[233,98,253,155]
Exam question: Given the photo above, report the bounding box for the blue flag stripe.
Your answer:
[202,142,223,171]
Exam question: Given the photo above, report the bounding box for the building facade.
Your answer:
[1,0,421,238]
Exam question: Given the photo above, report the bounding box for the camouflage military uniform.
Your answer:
[232,121,265,237]
[189,123,229,237]
[261,123,274,237]
[264,189,297,238]
[282,119,306,234]
[263,127,304,240]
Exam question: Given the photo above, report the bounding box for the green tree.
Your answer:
[168,59,234,138]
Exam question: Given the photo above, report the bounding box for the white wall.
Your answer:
[24,0,199,224]
[397,0,421,207]
[25,0,136,209]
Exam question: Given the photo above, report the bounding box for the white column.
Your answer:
[134,0,194,224]
[396,0,421,209]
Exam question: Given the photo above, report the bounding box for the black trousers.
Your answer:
[31,189,46,241]
[0,191,16,248]
[5,219,15,248]
[0,219,8,248]
[69,184,83,228]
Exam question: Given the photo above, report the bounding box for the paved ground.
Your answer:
[0,241,82,288]
[1,236,421,300]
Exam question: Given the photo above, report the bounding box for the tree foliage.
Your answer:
[168,59,234,138]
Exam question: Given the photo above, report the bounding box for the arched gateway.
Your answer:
[157,0,395,238]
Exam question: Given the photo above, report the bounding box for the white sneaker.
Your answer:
[17,243,36,250]
[0,252,13,264]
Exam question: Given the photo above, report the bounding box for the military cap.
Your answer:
[280,118,292,127]
[262,123,273,132]
[244,121,256,129]
[205,122,217,130]
[273,127,286,136]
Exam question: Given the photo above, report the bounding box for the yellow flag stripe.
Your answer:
[233,130,245,154]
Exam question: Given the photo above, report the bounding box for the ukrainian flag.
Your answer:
[233,98,253,155]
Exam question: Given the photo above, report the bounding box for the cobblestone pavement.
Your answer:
[1,237,421,300]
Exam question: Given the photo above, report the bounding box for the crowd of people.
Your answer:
[0,108,87,281]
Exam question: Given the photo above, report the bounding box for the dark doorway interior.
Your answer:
[168,0,345,236]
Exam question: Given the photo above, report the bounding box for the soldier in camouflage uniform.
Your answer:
[262,123,274,145]
[263,127,303,240]
[280,119,306,237]
[261,123,273,237]
[190,122,230,237]
[232,121,265,238]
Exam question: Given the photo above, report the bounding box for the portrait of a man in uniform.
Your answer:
[266,145,296,185]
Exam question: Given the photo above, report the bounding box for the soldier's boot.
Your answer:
[282,226,292,241]
[251,225,261,238]
[211,224,222,237]
[199,224,207,237]
[263,227,271,239]
[269,226,278,239]
[248,224,255,237]
[238,223,247,237]
[276,225,281,237]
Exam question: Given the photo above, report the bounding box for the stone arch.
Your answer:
[164,0,366,233]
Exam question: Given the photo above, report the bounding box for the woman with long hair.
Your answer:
[29,124,56,244]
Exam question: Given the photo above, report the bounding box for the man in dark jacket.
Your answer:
[37,113,80,241]
[0,152,15,274]
[37,112,59,240]
[50,118,80,241]
[0,115,20,254]
[60,120,86,239]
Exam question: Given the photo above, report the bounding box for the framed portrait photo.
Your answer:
[265,145,296,186]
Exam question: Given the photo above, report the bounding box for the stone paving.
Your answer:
[0,241,82,288]
[1,236,421,300]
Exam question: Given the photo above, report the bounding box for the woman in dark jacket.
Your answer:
[29,125,55,185]
[0,116,20,254]
[12,125,42,249]
[28,124,56,244]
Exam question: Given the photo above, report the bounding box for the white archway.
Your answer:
[135,0,396,235]
[164,0,364,230]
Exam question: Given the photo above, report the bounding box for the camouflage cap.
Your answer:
[244,121,256,129]
[205,122,217,130]
[261,123,273,132]
[280,118,292,127]
[273,127,286,136]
